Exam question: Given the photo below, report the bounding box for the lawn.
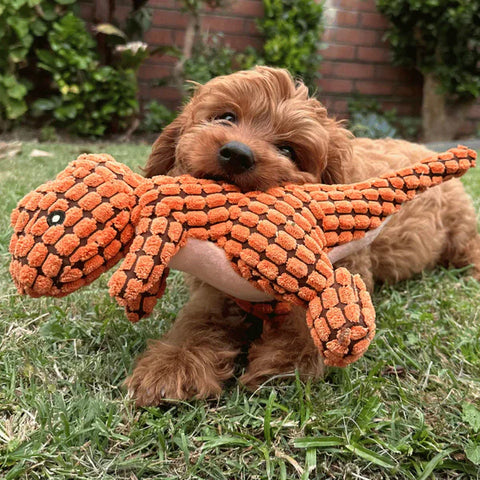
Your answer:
[1,142,479,479]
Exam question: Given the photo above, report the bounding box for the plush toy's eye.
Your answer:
[277,145,297,162]
[47,210,66,227]
[215,112,237,124]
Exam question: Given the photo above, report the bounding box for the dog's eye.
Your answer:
[277,145,297,162]
[215,112,237,124]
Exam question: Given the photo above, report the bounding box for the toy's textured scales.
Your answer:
[108,172,378,365]
[9,147,476,367]
[10,159,143,297]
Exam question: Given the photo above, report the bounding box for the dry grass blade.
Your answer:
[0,141,22,160]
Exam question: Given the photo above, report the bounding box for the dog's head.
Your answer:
[145,66,353,190]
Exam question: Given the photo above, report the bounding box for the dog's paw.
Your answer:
[239,339,325,391]
[125,341,237,405]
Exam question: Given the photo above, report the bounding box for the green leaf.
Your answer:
[198,435,252,449]
[9,0,28,9]
[31,18,47,36]
[7,16,30,39]
[418,450,453,480]
[7,82,27,100]
[346,443,396,469]
[150,45,181,57]
[32,98,57,112]
[94,23,126,38]
[54,103,77,120]
[356,396,383,432]
[1,75,17,88]
[465,444,480,465]
[5,98,27,119]
[303,447,317,480]
[462,403,480,433]
[263,390,276,446]
[294,436,345,448]
[39,2,60,21]
[8,45,30,64]
[36,49,58,67]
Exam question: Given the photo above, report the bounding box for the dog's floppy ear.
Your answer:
[143,114,186,178]
[321,120,353,185]
[295,87,353,186]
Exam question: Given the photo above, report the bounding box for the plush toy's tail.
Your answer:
[311,146,476,248]
[374,144,475,204]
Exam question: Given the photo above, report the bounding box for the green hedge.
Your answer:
[0,0,139,136]
[376,0,480,99]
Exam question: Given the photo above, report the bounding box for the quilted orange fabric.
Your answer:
[9,146,476,366]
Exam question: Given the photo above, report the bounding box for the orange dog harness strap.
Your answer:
[10,147,476,366]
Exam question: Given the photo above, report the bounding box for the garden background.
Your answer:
[2,0,480,141]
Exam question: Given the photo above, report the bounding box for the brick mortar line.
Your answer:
[147,25,263,37]
[151,7,261,20]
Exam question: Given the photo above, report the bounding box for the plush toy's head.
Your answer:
[9,154,142,297]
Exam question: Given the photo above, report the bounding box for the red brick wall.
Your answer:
[80,0,264,110]
[141,0,264,108]
[79,0,480,136]
[320,0,423,119]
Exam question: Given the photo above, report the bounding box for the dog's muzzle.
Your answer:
[218,141,255,175]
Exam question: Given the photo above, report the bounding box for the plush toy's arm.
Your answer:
[107,199,186,322]
[122,268,170,323]
[306,266,375,367]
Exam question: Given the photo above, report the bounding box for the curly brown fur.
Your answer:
[128,66,480,404]
[125,277,247,404]
[144,66,351,189]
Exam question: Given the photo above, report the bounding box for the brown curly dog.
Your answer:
[125,66,480,405]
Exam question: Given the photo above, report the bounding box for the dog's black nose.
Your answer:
[218,141,255,174]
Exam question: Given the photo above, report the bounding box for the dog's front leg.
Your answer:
[240,305,326,389]
[126,277,249,404]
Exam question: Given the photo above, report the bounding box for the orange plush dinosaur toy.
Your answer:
[9,146,476,367]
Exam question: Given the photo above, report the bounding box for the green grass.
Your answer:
[1,142,480,479]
